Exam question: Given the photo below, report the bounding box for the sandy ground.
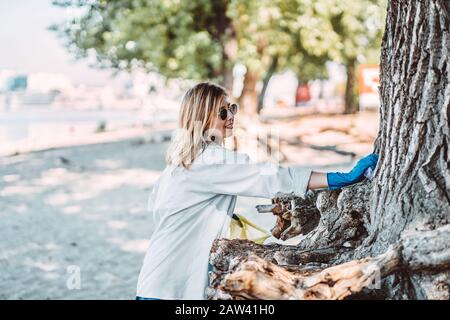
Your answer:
[0,111,378,299]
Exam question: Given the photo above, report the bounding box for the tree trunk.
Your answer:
[344,58,357,114]
[218,68,234,93]
[365,0,450,298]
[209,1,235,92]
[207,0,449,300]
[239,70,260,115]
[257,57,278,113]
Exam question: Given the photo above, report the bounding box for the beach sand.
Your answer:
[0,112,378,299]
[0,134,169,299]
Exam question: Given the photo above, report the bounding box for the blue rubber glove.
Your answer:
[327,153,379,190]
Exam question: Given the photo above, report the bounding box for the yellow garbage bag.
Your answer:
[228,213,271,244]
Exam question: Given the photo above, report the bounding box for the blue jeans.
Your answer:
[136,263,214,300]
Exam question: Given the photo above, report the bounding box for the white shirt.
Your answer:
[136,142,312,299]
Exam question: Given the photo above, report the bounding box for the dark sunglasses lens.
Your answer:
[229,103,238,114]
[219,108,228,120]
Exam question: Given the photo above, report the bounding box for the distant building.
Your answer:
[0,71,75,108]
[0,70,18,92]
[6,75,28,91]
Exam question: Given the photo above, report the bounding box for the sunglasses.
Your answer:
[218,103,239,121]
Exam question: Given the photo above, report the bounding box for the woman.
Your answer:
[136,82,378,300]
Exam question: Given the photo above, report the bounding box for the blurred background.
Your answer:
[0,0,386,299]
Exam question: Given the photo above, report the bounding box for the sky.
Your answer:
[0,0,124,85]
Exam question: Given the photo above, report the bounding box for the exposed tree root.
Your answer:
[206,225,449,300]
[260,181,371,249]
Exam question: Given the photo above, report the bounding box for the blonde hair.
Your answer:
[166,82,228,169]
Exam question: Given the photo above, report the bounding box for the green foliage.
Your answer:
[298,0,387,65]
[224,0,326,82]
[52,0,229,80]
[52,0,387,84]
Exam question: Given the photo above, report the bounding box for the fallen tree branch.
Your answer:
[207,225,450,300]
[262,191,321,241]
[258,182,371,248]
[220,246,400,300]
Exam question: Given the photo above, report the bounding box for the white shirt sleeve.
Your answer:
[188,148,312,199]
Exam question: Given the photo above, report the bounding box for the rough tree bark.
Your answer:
[207,0,449,300]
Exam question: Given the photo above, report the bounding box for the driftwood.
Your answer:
[257,182,371,249]
[256,191,321,241]
[217,247,400,300]
[206,225,450,300]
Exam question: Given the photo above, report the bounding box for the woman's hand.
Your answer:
[326,153,379,190]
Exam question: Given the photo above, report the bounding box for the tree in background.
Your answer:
[51,0,235,87]
[52,0,386,115]
[297,0,387,113]
[217,0,386,114]
[229,0,329,113]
